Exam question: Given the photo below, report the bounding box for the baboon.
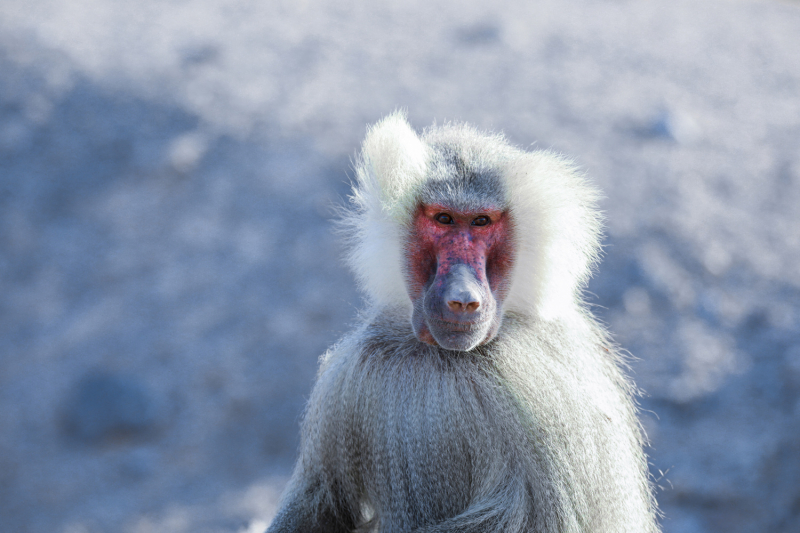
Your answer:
[267,113,659,533]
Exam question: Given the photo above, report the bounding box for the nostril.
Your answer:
[447,299,480,313]
[442,266,483,314]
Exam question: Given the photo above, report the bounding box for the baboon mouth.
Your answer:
[428,317,488,333]
[427,319,490,352]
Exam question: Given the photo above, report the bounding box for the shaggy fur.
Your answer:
[268,113,659,533]
[343,112,603,321]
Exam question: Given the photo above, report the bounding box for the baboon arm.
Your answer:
[409,515,500,533]
[407,501,508,533]
[266,479,355,533]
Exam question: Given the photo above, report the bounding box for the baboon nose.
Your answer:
[442,264,483,315]
[447,298,480,314]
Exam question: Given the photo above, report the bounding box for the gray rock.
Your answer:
[63,373,158,445]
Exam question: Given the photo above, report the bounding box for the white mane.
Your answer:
[342,111,603,321]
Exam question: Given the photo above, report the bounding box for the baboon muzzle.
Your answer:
[415,260,499,352]
[439,264,483,316]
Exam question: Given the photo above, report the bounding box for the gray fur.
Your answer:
[418,143,508,212]
[268,116,659,533]
[269,309,659,532]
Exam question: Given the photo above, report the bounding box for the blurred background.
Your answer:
[1,0,799,531]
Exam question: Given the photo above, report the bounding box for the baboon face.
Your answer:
[406,204,514,351]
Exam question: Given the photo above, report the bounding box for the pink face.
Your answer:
[406,204,514,351]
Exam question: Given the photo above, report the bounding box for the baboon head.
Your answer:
[344,112,603,350]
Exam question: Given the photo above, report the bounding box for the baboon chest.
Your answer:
[351,349,518,522]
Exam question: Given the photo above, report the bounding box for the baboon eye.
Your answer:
[435,213,454,225]
[472,216,490,226]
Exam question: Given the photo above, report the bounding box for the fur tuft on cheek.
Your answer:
[359,111,430,222]
[340,111,430,308]
[502,152,603,320]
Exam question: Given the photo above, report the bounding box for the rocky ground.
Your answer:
[1,0,799,532]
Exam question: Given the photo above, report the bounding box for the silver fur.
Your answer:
[267,114,660,533]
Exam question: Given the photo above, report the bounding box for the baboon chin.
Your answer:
[267,112,660,533]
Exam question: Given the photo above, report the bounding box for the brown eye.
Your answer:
[435,213,454,225]
[472,216,490,226]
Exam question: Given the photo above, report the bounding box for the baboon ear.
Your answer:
[359,111,429,219]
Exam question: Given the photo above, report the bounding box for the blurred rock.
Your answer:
[639,107,703,144]
[63,373,159,445]
[455,23,501,46]
[168,130,211,173]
